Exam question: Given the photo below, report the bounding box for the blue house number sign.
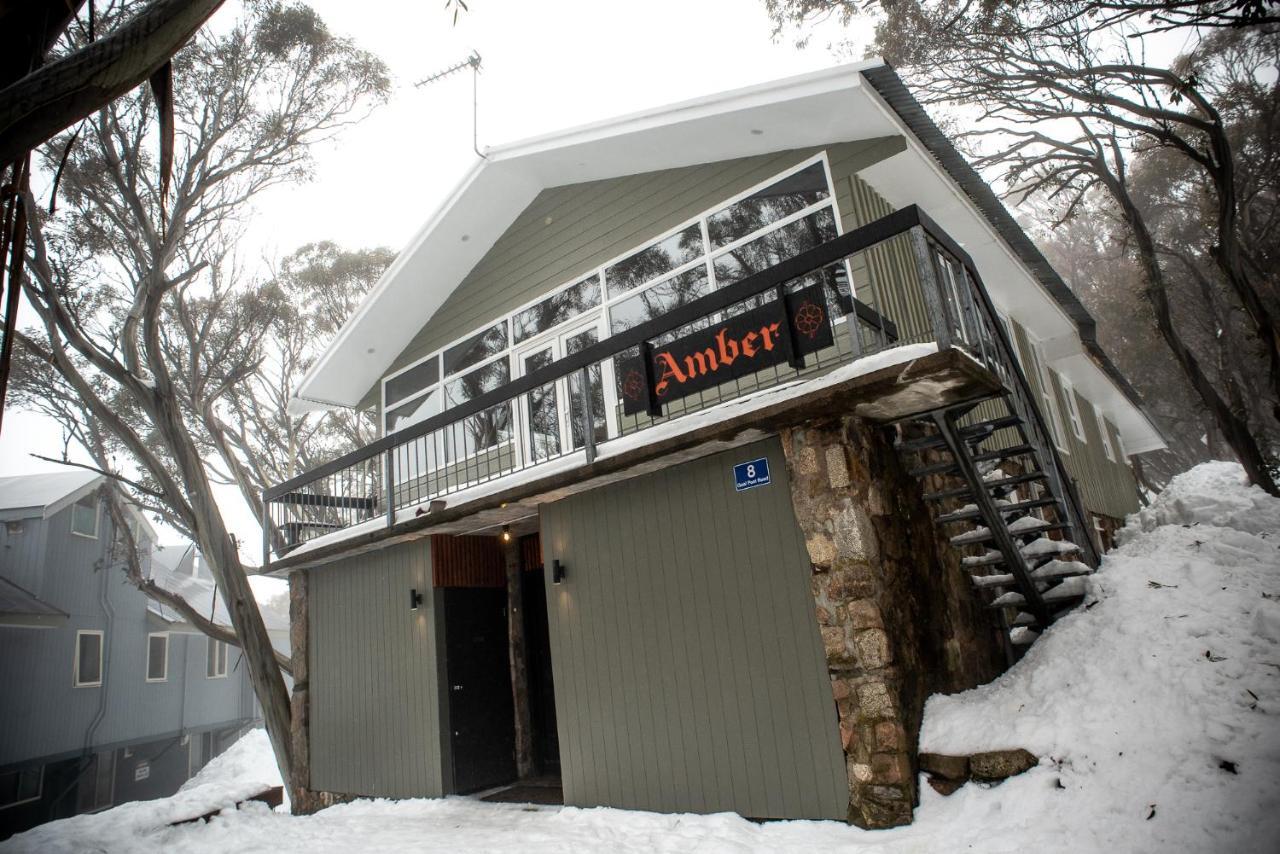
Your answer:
[733,457,771,492]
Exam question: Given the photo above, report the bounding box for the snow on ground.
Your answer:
[7,461,1278,853]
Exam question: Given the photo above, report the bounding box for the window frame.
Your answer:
[0,766,44,811]
[70,494,99,539]
[1057,373,1088,443]
[379,151,843,436]
[146,632,169,683]
[1094,403,1116,462]
[74,629,104,688]
[1027,336,1069,454]
[206,637,229,679]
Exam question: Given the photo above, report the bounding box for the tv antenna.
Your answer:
[415,51,485,159]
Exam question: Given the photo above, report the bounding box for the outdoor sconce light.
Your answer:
[552,559,566,584]
[409,588,424,611]
[501,525,511,543]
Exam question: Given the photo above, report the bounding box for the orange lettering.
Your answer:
[715,328,739,366]
[741,331,758,358]
[653,351,687,397]
[759,321,782,351]
[683,348,719,378]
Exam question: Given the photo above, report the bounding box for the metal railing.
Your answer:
[261,205,1048,563]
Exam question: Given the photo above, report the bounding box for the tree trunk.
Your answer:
[0,0,226,165]
[504,539,533,779]
[1112,180,1279,496]
[153,398,297,800]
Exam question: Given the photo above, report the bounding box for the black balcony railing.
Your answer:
[261,205,1095,565]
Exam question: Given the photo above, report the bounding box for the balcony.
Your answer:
[261,206,1050,568]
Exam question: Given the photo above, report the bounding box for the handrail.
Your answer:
[264,205,923,501]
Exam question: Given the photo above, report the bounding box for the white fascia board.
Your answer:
[853,83,1163,452]
[43,476,106,520]
[294,159,541,409]
[293,61,894,410]
[1049,353,1165,453]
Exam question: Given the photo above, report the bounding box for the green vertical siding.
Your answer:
[308,541,445,797]
[538,437,847,820]
[1007,320,1138,519]
[367,137,908,413]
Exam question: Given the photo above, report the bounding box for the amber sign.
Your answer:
[619,283,833,415]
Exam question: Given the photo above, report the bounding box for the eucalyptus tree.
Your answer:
[766,0,1280,493]
[12,0,389,803]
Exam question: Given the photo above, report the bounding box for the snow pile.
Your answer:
[921,461,1280,852]
[3,729,283,854]
[6,463,1278,853]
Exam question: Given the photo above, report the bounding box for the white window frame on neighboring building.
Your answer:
[146,632,169,683]
[0,766,43,811]
[70,493,99,539]
[206,637,229,679]
[1027,336,1069,453]
[1057,373,1088,443]
[1094,403,1116,462]
[74,629,104,687]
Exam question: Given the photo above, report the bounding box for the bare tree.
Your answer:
[10,0,388,803]
[767,1,1280,493]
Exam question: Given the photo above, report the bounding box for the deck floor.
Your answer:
[479,776,564,806]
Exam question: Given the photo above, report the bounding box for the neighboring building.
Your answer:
[0,472,267,840]
[263,62,1165,827]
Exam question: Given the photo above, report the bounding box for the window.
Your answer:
[605,226,704,297]
[70,494,98,538]
[380,153,843,439]
[513,274,601,343]
[1095,404,1116,462]
[1027,339,1068,453]
[0,766,42,810]
[146,633,168,682]
[206,638,229,678]
[74,630,103,687]
[1058,374,1088,443]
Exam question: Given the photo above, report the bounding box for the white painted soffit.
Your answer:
[854,90,1164,454]
[291,60,897,413]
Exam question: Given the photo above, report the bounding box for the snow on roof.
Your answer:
[148,544,290,638]
[0,470,101,518]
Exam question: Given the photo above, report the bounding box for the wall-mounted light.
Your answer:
[409,588,424,611]
[552,559,566,584]
[501,525,511,543]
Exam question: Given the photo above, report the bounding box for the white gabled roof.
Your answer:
[0,470,101,518]
[293,60,1164,454]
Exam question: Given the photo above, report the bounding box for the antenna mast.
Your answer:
[415,51,485,159]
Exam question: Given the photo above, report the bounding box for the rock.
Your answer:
[969,749,1039,781]
[918,752,970,781]
[926,775,966,796]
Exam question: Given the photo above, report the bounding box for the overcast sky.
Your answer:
[0,0,870,566]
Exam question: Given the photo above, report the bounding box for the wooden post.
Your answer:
[503,538,534,778]
[908,226,954,351]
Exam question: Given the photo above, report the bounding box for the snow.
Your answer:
[10,461,1277,853]
[285,343,941,560]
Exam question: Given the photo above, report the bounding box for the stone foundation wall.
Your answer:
[780,415,1005,828]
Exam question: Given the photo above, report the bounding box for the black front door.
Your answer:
[443,587,516,793]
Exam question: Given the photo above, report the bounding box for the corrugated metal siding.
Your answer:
[539,437,847,820]
[369,137,908,413]
[1007,320,1139,520]
[308,541,444,797]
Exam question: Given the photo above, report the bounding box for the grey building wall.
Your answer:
[307,540,444,798]
[0,498,256,771]
[539,437,848,820]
